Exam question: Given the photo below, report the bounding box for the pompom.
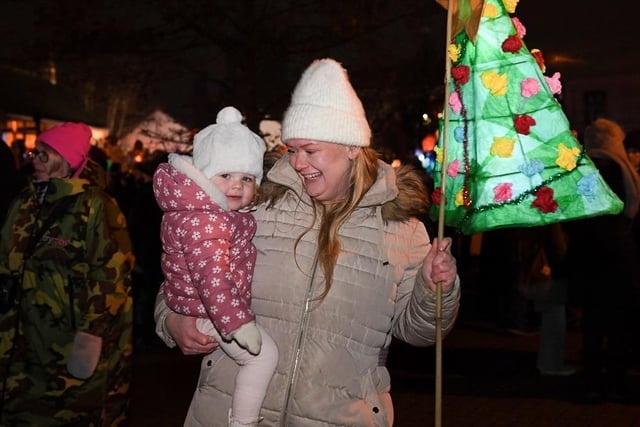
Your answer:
[216,106,243,124]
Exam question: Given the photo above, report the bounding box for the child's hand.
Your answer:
[231,321,262,355]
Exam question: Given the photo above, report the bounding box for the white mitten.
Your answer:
[230,321,262,355]
[67,331,102,379]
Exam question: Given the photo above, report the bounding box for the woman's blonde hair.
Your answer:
[309,146,378,300]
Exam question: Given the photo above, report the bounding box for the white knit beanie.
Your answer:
[193,106,266,183]
[281,58,371,147]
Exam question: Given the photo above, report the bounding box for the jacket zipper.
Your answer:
[280,252,320,427]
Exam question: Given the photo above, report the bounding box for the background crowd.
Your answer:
[1,108,639,423]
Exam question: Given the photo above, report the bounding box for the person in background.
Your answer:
[127,151,167,352]
[513,224,575,376]
[623,128,640,373]
[623,129,640,174]
[0,140,26,227]
[154,106,277,427]
[9,138,26,171]
[125,139,148,173]
[154,58,460,426]
[565,118,640,403]
[0,122,135,426]
[479,228,538,336]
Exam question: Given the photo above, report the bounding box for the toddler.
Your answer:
[153,106,277,427]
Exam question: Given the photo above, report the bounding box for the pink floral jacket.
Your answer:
[152,154,256,338]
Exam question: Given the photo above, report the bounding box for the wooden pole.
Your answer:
[435,1,454,426]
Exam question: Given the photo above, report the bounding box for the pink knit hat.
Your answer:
[38,122,92,177]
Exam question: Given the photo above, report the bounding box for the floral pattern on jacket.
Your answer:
[153,155,256,339]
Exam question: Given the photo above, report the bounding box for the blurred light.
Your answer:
[422,133,437,152]
[89,127,110,146]
[415,149,436,174]
[548,54,586,65]
[48,60,57,85]
[25,134,36,149]
[391,159,402,168]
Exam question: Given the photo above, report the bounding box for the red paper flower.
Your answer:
[531,186,558,213]
[514,114,536,135]
[501,35,522,53]
[432,187,442,205]
[531,49,547,73]
[452,65,470,85]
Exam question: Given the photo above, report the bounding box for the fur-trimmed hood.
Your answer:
[153,153,229,212]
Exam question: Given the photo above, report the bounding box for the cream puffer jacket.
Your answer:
[155,156,461,427]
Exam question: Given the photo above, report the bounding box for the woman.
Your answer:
[0,122,134,426]
[155,58,460,426]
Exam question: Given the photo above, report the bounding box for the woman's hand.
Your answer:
[165,312,219,355]
[421,237,457,293]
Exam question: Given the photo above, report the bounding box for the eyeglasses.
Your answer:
[24,149,49,163]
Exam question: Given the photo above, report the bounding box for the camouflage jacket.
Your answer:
[0,165,135,426]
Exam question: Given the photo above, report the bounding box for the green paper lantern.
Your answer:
[430,0,623,235]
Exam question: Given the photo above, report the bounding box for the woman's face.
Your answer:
[28,142,69,182]
[286,139,359,204]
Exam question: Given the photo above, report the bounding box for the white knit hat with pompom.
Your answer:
[193,106,266,183]
[281,58,371,147]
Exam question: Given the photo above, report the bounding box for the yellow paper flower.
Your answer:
[454,188,465,207]
[434,145,443,163]
[481,70,508,96]
[555,143,581,170]
[448,43,461,62]
[482,3,499,18]
[490,137,515,157]
[503,0,519,13]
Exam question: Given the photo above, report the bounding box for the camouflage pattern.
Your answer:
[0,159,134,426]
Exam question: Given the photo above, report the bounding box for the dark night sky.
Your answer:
[513,2,637,79]
[3,1,633,73]
[2,1,634,80]
[1,1,637,132]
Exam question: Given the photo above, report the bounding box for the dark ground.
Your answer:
[129,270,640,426]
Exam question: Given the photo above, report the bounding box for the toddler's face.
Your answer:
[211,172,256,211]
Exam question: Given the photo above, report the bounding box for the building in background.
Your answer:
[0,67,108,166]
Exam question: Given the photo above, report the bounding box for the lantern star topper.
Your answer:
[435,0,486,42]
